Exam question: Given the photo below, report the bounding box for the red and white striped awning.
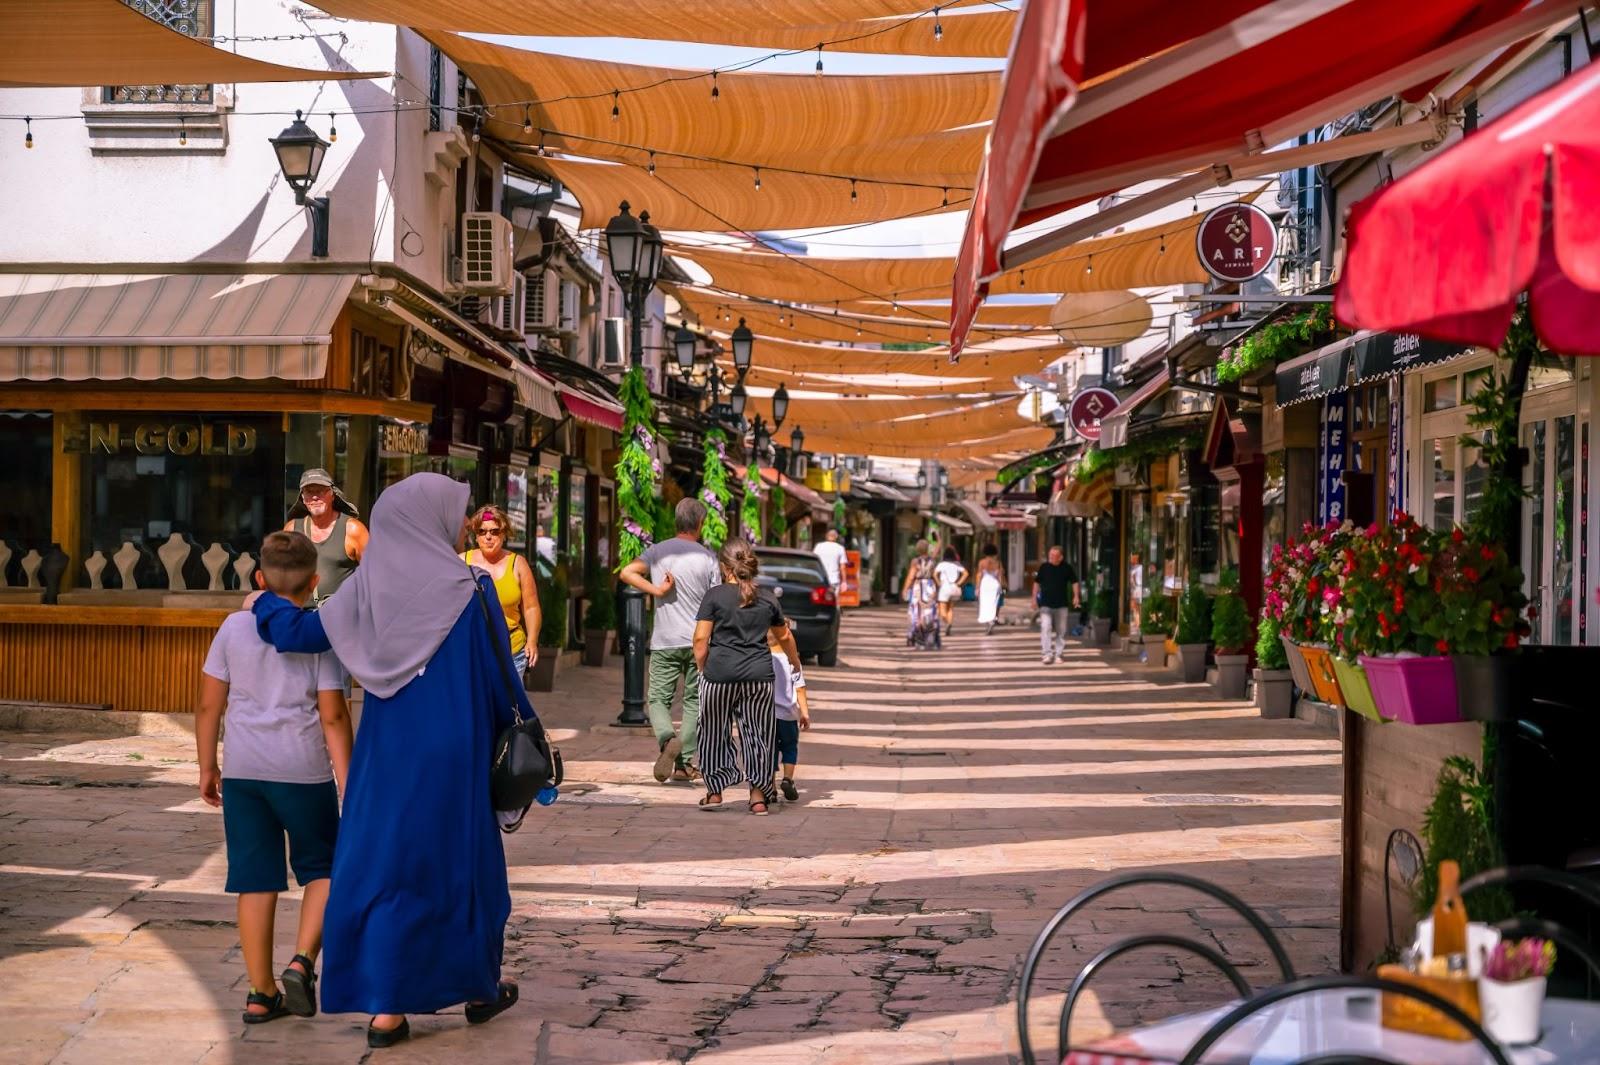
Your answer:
[951,0,1567,356]
[556,382,625,432]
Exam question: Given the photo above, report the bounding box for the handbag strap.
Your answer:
[473,577,524,725]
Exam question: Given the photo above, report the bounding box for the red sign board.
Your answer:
[1196,201,1276,282]
[1067,386,1119,441]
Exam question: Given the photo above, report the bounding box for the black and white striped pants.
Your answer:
[697,677,777,803]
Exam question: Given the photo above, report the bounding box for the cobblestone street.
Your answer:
[0,607,1342,1064]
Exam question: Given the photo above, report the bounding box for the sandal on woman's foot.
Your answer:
[367,1017,410,1048]
[280,953,317,1017]
[465,981,519,1025]
[780,778,799,802]
[243,989,290,1025]
[748,798,771,816]
[672,765,701,783]
[697,793,726,812]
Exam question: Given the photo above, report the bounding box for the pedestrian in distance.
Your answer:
[619,498,721,785]
[769,619,811,803]
[251,473,538,1048]
[196,530,353,1026]
[284,468,369,606]
[1034,544,1081,665]
[902,538,941,650]
[461,504,542,676]
[933,545,969,636]
[812,528,848,603]
[692,539,802,815]
[976,542,1005,635]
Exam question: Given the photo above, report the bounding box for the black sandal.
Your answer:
[366,1016,411,1048]
[242,988,290,1025]
[280,953,317,1017]
[464,981,519,1025]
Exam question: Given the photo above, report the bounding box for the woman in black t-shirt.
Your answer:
[693,540,794,815]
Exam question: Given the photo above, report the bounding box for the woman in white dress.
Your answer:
[975,543,1005,635]
[933,546,969,636]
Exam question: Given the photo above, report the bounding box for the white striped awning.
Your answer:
[0,272,358,382]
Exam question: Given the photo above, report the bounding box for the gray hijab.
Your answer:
[318,473,477,699]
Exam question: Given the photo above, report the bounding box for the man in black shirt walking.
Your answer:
[1032,545,1080,664]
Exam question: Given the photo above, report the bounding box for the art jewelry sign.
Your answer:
[1196,201,1277,283]
[1067,386,1119,442]
[62,419,257,456]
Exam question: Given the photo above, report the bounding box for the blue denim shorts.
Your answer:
[222,778,339,893]
[776,718,800,767]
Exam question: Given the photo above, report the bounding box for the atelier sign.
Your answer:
[378,421,430,456]
[1196,201,1277,283]
[63,420,257,456]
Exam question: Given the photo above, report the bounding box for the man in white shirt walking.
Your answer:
[813,529,848,602]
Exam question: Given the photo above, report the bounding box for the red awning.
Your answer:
[1336,60,1600,356]
[1097,369,1172,449]
[556,384,625,432]
[951,0,1561,356]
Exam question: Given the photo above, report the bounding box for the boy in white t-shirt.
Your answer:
[768,625,812,802]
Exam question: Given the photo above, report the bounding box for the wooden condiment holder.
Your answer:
[1377,964,1482,1041]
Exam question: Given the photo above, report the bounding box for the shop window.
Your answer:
[1430,437,1455,531]
[104,0,213,104]
[1527,351,1577,392]
[74,412,284,590]
[0,413,53,575]
[1463,367,1492,401]
[1425,377,1458,412]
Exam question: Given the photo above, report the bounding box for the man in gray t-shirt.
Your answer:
[620,499,720,784]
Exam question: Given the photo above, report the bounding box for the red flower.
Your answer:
[1480,545,1496,562]
[1451,528,1465,543]
[1435,639,1451,653]
[1504,632,1520,649]
[1463,566,1479,583]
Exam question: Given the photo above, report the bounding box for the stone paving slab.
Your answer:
[0,608,1340,1062]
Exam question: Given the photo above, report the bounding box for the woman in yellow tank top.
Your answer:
[460,505,542,673]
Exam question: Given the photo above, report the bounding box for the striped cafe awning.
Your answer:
[1051,469,1114,518]
[0,272,358,382]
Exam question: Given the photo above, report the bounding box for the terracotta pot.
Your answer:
[1297,644,1346,707]
[582,629,609,668]
[1254,668,1294,718]
[1176,643,1209,682]
[1359,655,1461,725]
[1213,654,1250,700]
[1331,656,1385,722]
[1280,634,1316,695]
[526,647,562,692]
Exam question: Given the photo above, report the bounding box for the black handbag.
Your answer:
[476,584,562,831]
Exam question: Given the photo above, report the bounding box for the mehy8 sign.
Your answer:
[1196,202,1276,283]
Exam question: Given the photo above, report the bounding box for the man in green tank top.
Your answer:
[283,469,369,605]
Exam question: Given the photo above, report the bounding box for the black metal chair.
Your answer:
[1383,828,1424,958]
[1017,871,1296,1065]
[1174,973,1511,1065]
[1462,865,1600,987]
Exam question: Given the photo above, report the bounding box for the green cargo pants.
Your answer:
[646,646,699,768]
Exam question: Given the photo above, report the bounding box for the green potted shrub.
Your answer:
[1173,581,1212,682]
[528,557,569,692]
[1254,614,1294,718]
[581,577,615,668]
[1210,569,1250,699]
[1091,586,1115,645]
[1138,595,1172,665]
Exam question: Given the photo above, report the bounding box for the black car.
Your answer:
[755,547,841,667]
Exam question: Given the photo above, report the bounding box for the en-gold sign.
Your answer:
[378,422,430,456]
[63,421,257,456]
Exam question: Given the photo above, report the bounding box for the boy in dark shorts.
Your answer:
[196,531,352,1024]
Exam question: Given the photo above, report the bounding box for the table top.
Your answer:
[1064,991,1600,1065]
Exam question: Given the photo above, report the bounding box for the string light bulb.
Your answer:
[647,151,656,176]
[328,112,337,142]
[611,90,620,121]
[941,187,948,207]
[710,72,720,101]
[1018,269,1026,289]
[1159,233,1166,253]
[536,130,547,156]
[933,6,944,41]
[1085,254,1093,275]
[178,116,187,146]
[850,179,858,204]
[753,167,762,191]
[856,325,863,336]
[522,106,533,134]
[23,116,32,149]
[815,44,824,75]
[471,114,481,142]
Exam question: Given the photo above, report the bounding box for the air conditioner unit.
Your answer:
[601,317,626,368]
[499,273,527,335]
[524,271,558,332]
[459,211,514,294]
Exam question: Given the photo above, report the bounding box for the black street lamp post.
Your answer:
[604,200,665,728]
[270,110,331,258]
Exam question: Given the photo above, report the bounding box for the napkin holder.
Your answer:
[1376,964,1481,1041]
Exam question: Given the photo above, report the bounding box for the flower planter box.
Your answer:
[1280,635,1317,696]
[1213,654,1250,700]
[1254,668,1294,718]
[1451,653,1523,722]
[1091,617,1112,645]
[1176,643,1209,682]
[1331,657,1385,722]
[582,629,610,668]
[1297,644,1346,708]
[526,647,563,692]
[1360,654,1462,725]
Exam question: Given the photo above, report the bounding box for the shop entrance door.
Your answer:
[1521,407,1584,645]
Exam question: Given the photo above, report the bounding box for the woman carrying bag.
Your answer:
[460,505,541,676]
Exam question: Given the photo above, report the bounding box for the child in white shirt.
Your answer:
[768,628,811,802]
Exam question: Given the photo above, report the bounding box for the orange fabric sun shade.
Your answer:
[0,0,384,87]
[317,0,1013,57]
[669,288,1050,348]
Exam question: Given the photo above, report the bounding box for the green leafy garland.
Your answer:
[997,450,1059,487]
[615,367,660,566]
[832,497,846,533]
[769,484,788,541]
[700,428,732,550]
[1073,429,1202,482]
[1217,305,1336,383]
[740,463,762,543]
[1467,309,1535,544]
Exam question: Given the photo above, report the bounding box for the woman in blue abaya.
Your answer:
[251,472,531,1048]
